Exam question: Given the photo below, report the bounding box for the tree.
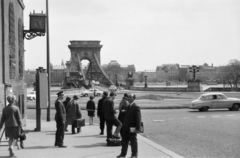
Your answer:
[217,59,240,90]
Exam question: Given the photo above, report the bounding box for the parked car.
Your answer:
[80,89,103,97]
[27,91,36,100]
[189,92,240,111]
[108,85,117,92]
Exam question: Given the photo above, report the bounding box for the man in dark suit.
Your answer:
[102,91,122,143]
[54,91,67,148]
[97,91,108,135]
[117,93,142,158]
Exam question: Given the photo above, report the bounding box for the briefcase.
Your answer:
[74,118,85,128]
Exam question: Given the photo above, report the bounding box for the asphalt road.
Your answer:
[142,109,240,158]
[27,108,240,158]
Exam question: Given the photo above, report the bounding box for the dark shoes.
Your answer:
[77,128,81,133]
[100,132,104,135]
[130,156,138,158]
[20,140,24,149]
[58,145,67,148]
[112,135,121,139]
[116,154,125,158]
[9,148,14,157]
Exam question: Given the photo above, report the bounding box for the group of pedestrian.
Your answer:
[0,89,141,157]
[54,92,83,148]
[97,91,142,158]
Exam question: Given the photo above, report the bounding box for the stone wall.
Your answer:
[130,86,188,92]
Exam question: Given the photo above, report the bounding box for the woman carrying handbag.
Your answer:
[0,95,22,157]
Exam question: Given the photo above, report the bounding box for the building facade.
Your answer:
[0,0,27,131]
[50,61,66,86]
[102,60,136,83]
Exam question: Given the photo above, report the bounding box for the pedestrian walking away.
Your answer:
[66,95,82,134]
[118,93,129,137]
[97,91,108,135]
[0,95,22,157]
[63,96,71,132]
[117,93,142,158]
[86,96,96,125]
[54,91,67,148]
[102,92,122,144]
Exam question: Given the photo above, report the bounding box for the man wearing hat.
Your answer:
[66,95,82,134]
[97,91,108,135]
[102,91,122,144]
[54,91,67,148]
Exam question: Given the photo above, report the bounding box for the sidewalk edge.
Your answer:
[138,135,185,158]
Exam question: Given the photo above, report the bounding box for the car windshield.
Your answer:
[28,92,35,94]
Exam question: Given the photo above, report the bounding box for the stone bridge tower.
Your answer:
[67,41,113,87]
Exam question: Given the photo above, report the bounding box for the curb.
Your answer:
[139,135,185,158]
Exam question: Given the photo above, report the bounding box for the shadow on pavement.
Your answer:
[73,142,107,148]
[74,135,103,138]
[23,146,56,150]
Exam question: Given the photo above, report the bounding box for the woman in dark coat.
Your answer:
[0,95,22,157]
[86,96,96,125]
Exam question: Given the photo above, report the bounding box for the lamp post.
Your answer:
[144,76,148,88]
[115,74,118,87]
[46,0,51,122]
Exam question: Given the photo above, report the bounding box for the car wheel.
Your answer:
[97,93,100,96]
[84,94,88,97]
[199,106,209,112]
[231,104,239,111]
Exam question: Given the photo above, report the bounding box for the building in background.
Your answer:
[139,70,157,82]
[156,64,179,82]
[50,60,66,86]
[102,60,136,83]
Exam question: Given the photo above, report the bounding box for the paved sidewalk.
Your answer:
[0,119,184,158]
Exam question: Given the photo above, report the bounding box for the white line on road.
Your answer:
[212,115,220,118]
[153,120,165,122]
[197,116,206,118]
[182,117,189,119]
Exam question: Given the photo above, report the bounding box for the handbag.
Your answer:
[19,127,26,141]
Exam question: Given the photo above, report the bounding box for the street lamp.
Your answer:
[144,76,148,88]
[115,74,118,86]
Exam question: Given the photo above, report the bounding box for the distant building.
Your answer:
[156,64,179,81]
[197,63,218,82]
[50,60,66,86]
[139,70,157,82]
[102,60,136,83]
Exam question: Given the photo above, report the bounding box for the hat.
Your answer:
[57,91,64,96]
[110,91,116,97]
[73,95,79,100]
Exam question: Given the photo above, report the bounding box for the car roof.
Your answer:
[201,92,224,96]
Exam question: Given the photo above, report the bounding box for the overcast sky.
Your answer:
[23,0,240,71]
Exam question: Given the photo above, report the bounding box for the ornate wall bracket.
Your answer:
[23,30,45,40]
